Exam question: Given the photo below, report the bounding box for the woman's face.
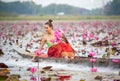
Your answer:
[44,24,52,33]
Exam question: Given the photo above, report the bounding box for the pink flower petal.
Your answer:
[112,59,119,63]
[30,67,37,74]
[91,67,97,72]
[30,76,37,81]
[35,50,41,56]
[90,58,96,63]
[89,52,96,57]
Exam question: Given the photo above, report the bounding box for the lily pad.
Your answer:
[42,66,52,71]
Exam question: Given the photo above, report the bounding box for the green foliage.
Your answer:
[0,12,18,17]
[0,1,89,16]
[104,0,120,15]
[0,0,120,16]
[0,15,120,21]
[90,8,103,15]
[0,1,42,15]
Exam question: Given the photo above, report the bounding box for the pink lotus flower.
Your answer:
[94,36,99,40]
[89,52,96,57]
[113,79,120,81]
[41,77,45,81]
[27,43,31,47]
[30,67,37,74]
[90,58,96,63]
[112,59,119,63]
[54,29,62,43]
[35,49,41,56]
[114,37,118,41]
[91,67,97,72]
[0,34,3,36]
[89,33,94,38]
[108,32,112,35]
[88,33,94,40]
[111,42,117,47]
[55,29,62,37]
[30,76,37,81]
[82,35,87,39]
[102,42,105,46]
[117,30,120,34]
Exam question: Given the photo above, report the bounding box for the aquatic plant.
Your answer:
[89,51,97,72]
[91,67,97,72]
[112,59,119,64]
[34,50,41,56]
[30,76,37,81]
[90,58,96,63]
[30,67,37,74]
[89,52,96,57]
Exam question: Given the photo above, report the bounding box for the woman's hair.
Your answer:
[45,19,53,29]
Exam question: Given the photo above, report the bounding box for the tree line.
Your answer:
[0,1,89,16]
[0,0,120,16]
[104,0,120,15]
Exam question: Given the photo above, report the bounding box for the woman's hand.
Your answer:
[34,49,41,56]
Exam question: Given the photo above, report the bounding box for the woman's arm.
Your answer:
[38,37,46,51]
[32,37,46,61]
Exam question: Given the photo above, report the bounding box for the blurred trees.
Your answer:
[0,1,41,15]
[104,0,120,15]
[0,1,89,16]
[0,0,120,16]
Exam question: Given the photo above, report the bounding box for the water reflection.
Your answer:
[40,75,71,81]
[30,76,37,81]
[29,71,71,81]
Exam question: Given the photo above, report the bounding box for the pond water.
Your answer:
[0,21,120,81]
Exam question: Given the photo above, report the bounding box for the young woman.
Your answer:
[32,19,75,61]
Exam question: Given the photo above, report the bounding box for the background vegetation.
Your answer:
[0,0,120,20]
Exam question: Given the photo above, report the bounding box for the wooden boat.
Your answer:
[13,47,120,68]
